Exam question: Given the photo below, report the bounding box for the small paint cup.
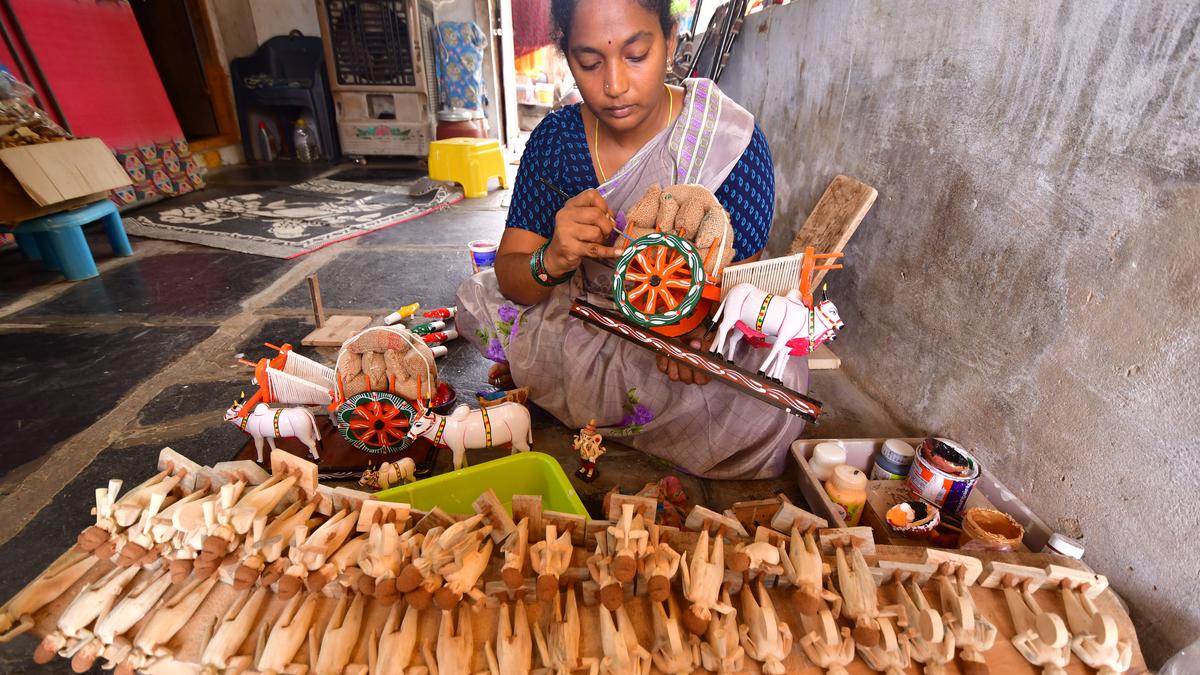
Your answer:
[468,239,499,273]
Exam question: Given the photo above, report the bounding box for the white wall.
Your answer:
[249,0,322,42]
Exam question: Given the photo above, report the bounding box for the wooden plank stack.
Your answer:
[0,448,1144,673]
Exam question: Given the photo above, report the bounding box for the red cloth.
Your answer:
[512,0,553,58]
[6,0,181,148]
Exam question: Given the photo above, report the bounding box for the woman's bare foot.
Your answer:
[488,362,515,389]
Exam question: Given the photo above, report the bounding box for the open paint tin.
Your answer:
[905,438,980,515]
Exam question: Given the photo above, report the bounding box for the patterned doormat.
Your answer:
[123,177,462,258]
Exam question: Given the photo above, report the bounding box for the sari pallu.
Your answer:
[457,79,807,479]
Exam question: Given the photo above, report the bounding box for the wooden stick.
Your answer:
[307,274,325,328]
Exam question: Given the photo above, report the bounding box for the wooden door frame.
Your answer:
[180,0,240,151]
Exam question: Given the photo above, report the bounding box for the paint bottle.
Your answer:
[871,438,915,480]
[410,320,446,336]
[1045,533,1086,560]
[809,441,847,481]
[825,465,868,527]
[384,303,420,325]
[424,306,458,319]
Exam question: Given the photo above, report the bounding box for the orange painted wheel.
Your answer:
[613,233,705,328]
[334,392,416,453]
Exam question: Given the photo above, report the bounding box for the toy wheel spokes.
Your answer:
[624,245,694,314]
[613,232,705,328]
[335,391,416,453]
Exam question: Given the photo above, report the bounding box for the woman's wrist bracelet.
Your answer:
[530,242,575,286]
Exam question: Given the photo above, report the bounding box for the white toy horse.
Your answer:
[224,399,321,463]
[405,399,532,471]
[710,282,845,381]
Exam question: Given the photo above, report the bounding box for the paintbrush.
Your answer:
[538,176,634,245]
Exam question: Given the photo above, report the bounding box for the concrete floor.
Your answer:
[0,161,906,671]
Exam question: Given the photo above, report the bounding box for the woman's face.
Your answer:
[566,0,676,134]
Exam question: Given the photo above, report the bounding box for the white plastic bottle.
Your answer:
[293,118,319,162]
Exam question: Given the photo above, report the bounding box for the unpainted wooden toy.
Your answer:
[368,601,423,675]
[797,585,855,675]
[114,493,169,567]
[637,524,680,603]
[778,525,838,616]
[1000,574,1071,675]
[855,615,912,675]
[312,592,368,675]
[649,594,701,674]
[833,538,901,648]
[598,603,651,675]
[500,518,530,590]
[235,501,317,589]
[113,573,220,674]
[254,592,321,674]
[738,579,793,675]
[698,588,745,674]
[357,523,405,603]
[679,528,734,635]
[486,600,533,675]
[280,507,358,597]
[435,526,495,608]
[606,503,649,583]
[0,549,97,641]
[34,564,141,664]
[587,535,626,610]
[532,587,597,674]
[727,540,783,577]
[934,563,995,675]
[199,586,269,671]
[892,574,955,675]
[425,607,476,675]
[398,515,486,608]
[529,524,574,602]
[1055,575,1131,674]
[69,566,175,672]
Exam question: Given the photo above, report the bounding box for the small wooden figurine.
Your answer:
[778,525,838,615]
[996,571,1071,675]
[1058,578,1132,674]
[726,540,783,577]
[255,592,321,674]
[892,574,955,675]
[710,282,844,381]
[698,588,745,674]
[435,526,495,608]
[607,503,649,583]
[650,594,701,674]
[573,419,606,482]
[500,518,530,590]
[407,398,532,470]
[34,565,141,664]
[312,592,368,675]
[224,397,322,463]
[359,457,417,490]
[486,600,533,675]
[832,538,900,648]
[587,536,626,610]
[530,524,574,602]
[934,563,995,675]
[199,586,269,671]
[69,566,175,672]
[599,603,652,675]
[797,585,856,675]
[855,616,912,675]
[0,550,97,641]
[679,528,734,634]
[638,524,681,603]
[115,573,220,673]
[369,601,422,675]
[532,587,597,674]
[738,580,793,675]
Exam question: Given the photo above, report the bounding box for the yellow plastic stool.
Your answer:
[428,137,509,198]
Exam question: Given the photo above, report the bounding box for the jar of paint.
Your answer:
[809,441,847,481]
[1045,533,1086,559]
[825,465,868,527]
[871,438,915,480]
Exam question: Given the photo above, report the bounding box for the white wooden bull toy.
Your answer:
[224,397,321,463]
[405,399,532,471]
[710,283,845,381]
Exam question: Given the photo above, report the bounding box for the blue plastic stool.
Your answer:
[11,200,133,281]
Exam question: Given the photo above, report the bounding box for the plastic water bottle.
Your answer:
[293,119,318,162]
[256,121,278,161]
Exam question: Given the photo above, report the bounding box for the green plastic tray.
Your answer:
[373,452,588,517]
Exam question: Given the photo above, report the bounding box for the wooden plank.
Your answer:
[786,174,878,288]
[511,495,543,538]
[923,550,985,586]
[570,300,823,421]
[301,314,372,348]
[606,494,657,523]
[730,496,784,531]
[807,343,841,370]
[683,505,748,538]
[794,454,846,528]
[473,489,517,543]
[769,501,829,534]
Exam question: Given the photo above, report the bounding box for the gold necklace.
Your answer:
[594,84,673,183]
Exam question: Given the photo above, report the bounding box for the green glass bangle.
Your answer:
[530,242,575,287]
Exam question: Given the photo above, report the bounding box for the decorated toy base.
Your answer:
[569,299,823,420]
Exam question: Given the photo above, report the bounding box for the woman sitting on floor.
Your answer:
[458,0,806,479]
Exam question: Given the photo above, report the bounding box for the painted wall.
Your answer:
[249,0,322,43]
[720,0,1200,666]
